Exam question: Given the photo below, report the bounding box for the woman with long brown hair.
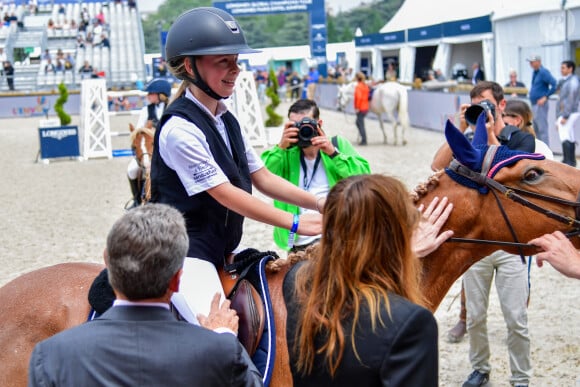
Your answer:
[284,174,439,386]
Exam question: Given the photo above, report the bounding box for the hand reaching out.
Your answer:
[528,231,580,279]
[412,196,454,258]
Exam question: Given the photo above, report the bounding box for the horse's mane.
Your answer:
[410,169,444,204]
[266,243,318,273]
[129,126,155,144]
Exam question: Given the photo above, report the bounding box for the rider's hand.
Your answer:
[278,121,299,149]
[297,212,323,236]
[197,293,239,334]
[412,196,454,258]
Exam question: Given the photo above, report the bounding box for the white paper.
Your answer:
[170,257,225,323]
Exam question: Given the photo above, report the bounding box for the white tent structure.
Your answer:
[357,0,496,83]
[355,0,580,85]
[238,42,356,75]
[493,0,571,87]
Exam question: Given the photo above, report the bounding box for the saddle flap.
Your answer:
[229,278,265,357]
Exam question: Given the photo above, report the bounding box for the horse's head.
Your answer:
[129,121,155,174]
[336,82,354,111]
[414,116,580,309]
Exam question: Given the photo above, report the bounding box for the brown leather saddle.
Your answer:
[220,248,279,357]
[219,270,265,356]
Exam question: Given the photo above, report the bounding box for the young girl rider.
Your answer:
[150,7,323,321]
[127,78,172,208]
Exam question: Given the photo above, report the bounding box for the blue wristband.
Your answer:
[288,214,299,249]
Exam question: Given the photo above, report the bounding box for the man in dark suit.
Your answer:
[28,204,262,387]
[471,62,485,85]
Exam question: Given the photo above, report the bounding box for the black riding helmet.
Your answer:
[165,7,259,100]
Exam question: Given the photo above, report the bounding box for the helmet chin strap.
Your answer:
[186,56,226,101]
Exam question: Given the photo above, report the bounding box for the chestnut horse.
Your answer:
[2,124,580,386]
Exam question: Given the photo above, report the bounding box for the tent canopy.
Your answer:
[380,0,494,33]
[492,0,562,21]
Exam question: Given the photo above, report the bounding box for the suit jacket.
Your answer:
[284,263,438,387]
[29,305,263,387]
[472,68,485,84]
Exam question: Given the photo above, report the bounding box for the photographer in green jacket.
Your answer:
[261,99,370,252]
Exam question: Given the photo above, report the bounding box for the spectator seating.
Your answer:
[0,1,146,92]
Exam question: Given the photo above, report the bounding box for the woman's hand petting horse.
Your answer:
[413,196,454,258]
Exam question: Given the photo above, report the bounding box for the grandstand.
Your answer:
[0,0,146,92]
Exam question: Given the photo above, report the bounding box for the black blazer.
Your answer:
[283,263,438,387]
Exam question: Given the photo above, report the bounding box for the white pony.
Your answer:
[337,81,410,145]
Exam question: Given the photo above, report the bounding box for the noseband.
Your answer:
[445,145,580,259]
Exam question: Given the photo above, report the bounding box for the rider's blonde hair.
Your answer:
[166,57,192,105]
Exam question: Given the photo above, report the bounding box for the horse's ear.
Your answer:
[445,119,480,169]
[471,111,488,147]
[129,123,135,133]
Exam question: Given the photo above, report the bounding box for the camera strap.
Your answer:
[300,151,322,191]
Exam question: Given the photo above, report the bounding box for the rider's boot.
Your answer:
[127,178,141,209]
[447,283,467,343]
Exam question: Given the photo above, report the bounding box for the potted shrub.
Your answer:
[54,82,72,126]
[37,82,80,162]
[264,68,284,144]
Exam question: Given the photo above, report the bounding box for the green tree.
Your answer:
[141,0,404,52]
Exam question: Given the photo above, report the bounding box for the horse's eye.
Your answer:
[523,168,543,182]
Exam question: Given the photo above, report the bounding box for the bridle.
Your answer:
[445,145,580,260]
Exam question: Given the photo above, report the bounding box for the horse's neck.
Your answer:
[420,243,496,311]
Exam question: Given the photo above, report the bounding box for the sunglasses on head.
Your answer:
[502,113,518,118]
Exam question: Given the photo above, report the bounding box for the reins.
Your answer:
[445,148,580,258]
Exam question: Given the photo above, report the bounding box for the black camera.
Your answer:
[464,99,496,126]
[294,117,319,147]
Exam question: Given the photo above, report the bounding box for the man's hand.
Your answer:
[528,231,580,279]
[486,109,500,146]
[197,293,239,334]
[537,96,547,106]
[458,104,470,132]
[310,125,336,156]
[278,121,299,149]
[412,196,454,258]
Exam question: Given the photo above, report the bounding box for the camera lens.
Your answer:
[296,118,318,147]
[465,105,485,126]
[299,125,315,139]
